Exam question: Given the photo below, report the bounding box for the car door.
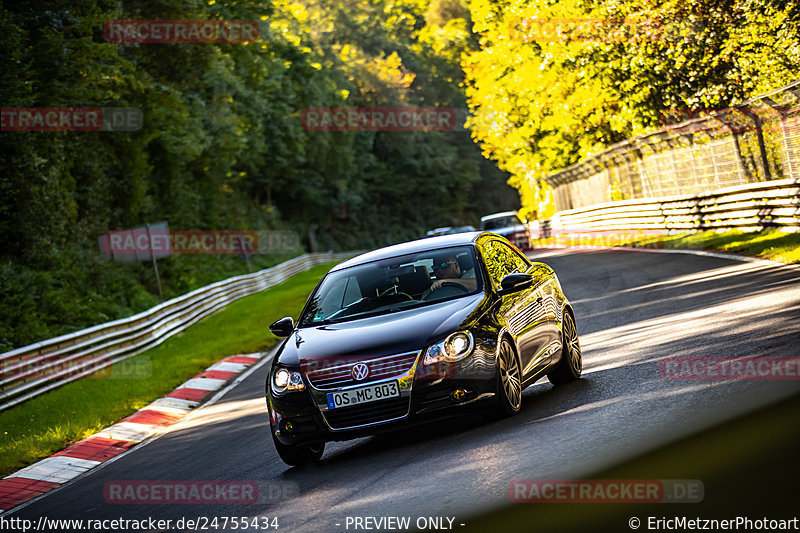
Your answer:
[479,239,550,380]
[526,262,562,369]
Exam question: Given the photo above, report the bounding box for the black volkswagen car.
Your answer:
[266,232,581,466]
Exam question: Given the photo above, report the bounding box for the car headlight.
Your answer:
[424,331,474,365]
[272,367,306,395]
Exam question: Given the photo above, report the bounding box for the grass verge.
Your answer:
[0,262,336,478]
[533,228,800,264]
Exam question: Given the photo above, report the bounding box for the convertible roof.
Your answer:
[331,231,493,271]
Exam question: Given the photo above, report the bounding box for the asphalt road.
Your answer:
[10,249,800,532]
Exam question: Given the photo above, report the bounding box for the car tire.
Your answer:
[493,338,522,417]
[547,311,582,385]
[272,432,325,467]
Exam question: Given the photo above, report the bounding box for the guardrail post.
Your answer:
[729,125,752,182]
[741,107,772,181]
[776,111,797,180]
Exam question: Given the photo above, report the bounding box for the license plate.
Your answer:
[326,381,400,409]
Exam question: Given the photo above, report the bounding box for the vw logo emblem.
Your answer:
[351,362,370,381]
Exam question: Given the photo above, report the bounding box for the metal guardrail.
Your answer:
[545,80,800,212]
[532,179,800,237]
[0,252,353,412]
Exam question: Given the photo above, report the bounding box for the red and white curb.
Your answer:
[0,353,266,513]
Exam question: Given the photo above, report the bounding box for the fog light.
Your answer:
[450,389,468,402]
[280,420,295,434]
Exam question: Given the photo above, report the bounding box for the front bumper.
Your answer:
[267,344,498,446]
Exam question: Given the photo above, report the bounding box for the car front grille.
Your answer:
[322,397,410,429]
[305,351,419,390]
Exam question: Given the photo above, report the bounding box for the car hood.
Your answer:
[276,294,486,367]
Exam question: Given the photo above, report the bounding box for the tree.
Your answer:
[463,0,800,217]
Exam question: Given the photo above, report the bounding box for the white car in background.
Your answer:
[479,211,530,250]
[425,227,452,237]
[425,225,475,237]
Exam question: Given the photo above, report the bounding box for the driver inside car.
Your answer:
[429,254,477,292]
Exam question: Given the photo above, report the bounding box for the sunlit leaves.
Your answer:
[463,0,800,217]
[1,0,524,347]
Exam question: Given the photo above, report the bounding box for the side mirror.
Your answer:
[269,316,294,337]
[498,273,533,296]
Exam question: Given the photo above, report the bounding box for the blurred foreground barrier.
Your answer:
[0,252,352,412]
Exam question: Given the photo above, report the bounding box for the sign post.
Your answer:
[146,223,163,299]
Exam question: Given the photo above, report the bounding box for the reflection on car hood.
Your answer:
[276,294,485,367]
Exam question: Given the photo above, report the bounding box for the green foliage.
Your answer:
[463,0,800,217]
[653,229,800,264]
[0,262,334,476]
[0,0,520,349]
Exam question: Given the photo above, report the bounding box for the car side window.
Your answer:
[500,241,530,274]
[480,239,530,288]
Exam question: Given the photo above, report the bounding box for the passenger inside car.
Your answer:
[428,253,477,293]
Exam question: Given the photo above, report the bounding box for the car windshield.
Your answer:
[299,246,483,326]
[481,216,521,230]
